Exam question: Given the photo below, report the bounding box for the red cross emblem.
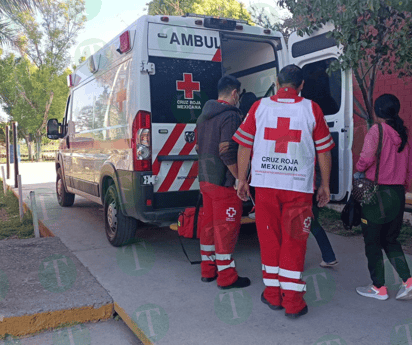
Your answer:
[176,73,200,99]
[226,207,236,218]
[264,117,302,154]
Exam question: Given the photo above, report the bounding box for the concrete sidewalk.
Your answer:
[0,237,113,337]
[2,162,412,345]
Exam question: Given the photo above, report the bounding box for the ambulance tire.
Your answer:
[104,184,137,247]
[56,168,75,207]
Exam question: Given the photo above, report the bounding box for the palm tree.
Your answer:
[0,0,39,46]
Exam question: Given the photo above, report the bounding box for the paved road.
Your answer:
[2,162,412,345]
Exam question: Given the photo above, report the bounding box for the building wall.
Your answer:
[352,73,412,192]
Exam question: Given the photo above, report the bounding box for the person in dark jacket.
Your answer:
[196,75,251,290]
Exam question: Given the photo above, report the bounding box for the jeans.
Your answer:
[311,192,337,263]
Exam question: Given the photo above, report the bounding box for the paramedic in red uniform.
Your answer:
[196,75,251,289]
[234,65,334,318]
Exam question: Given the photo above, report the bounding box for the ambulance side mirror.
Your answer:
[47,119,62,140]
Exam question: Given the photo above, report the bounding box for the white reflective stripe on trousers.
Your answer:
[263,278,280,287]
[217,261,235,272]
[201,255,216,262]
[280,282,306,292]
[262,264,279,274]
[279,268,302,280]
[215,254,232,261]
[200,244,215,252]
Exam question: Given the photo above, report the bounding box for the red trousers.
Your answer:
[199,182,243,286]
[255,187,313,314]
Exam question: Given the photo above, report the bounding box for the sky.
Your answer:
[0,0,289,121]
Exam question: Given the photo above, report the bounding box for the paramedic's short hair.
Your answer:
[278,65,304,89]
[218,75,241,97]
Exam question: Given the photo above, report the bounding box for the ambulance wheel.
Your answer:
[104,184,137,247]
[56,168,75,207]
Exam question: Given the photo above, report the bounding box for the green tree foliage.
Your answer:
[0,0,39,46]
[0,53,70,159]
[147,0,194,16]
[12,0,86,72]
[248,3,299,42]
[277,0,412,125]
[0,0,85,160]
[147,0,252,22]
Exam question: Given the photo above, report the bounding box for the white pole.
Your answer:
[30,191,40,238]
[1,166,6,194]
[18,175,24,222]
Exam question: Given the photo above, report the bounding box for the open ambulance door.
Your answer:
[147,22,223,209]
[287,23,353,202]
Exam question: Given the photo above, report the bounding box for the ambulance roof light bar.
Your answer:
[183,13,249,25]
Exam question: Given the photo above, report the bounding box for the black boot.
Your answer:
[261,292,284,310]
[285,305,308,319]
[218,277,251,290]
[201,276,217,283]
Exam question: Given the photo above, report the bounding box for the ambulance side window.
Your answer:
[72,81,95,132]
[301,58,341,116]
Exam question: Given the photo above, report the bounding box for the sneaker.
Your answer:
[218,277,251,290]
[261,292,284,310]
[285,305,308,319]
[319,260,339,268]
[201,276,217,283]
[356,284,389,300]
[396,277,412,300]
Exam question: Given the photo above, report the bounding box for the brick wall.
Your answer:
[352,73,412,192]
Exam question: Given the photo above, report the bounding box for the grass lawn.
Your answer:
[319,206,412,254]
[0,180,34,240]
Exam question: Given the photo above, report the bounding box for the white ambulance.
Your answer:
[47,14,353,246]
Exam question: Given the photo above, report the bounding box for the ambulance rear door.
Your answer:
[147,22,223,209]
[287,23,353,201]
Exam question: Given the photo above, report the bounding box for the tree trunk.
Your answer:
[23,135,33,161]
[35,135,42,162]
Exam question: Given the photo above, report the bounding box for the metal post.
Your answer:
[1,166,6,194]
[12,122,19,188]
[30,191,40,238]
[18,175,23,222]
[5,125,10,179]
